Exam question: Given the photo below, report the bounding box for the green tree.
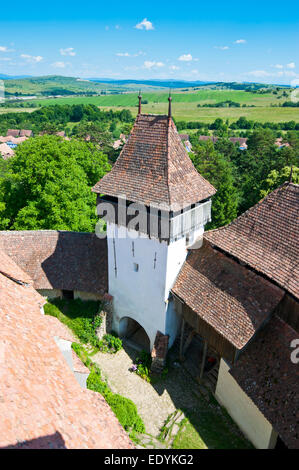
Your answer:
[260,166,299,198]
[191,141,238,228]
[0,135,110,231]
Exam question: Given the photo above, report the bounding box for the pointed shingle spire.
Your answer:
[92,112,216,210]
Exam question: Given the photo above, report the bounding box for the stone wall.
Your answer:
[38,289,102,302]
[74,291,102,301]
[96,294,114,340]
[151,331,169,374]
[38,289,62,299]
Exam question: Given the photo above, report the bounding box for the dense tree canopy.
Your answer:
[0,102,298,233]
[0,136,110,232]
[260,166,299,197]
[191,140,239,229]
[0,104,134,135]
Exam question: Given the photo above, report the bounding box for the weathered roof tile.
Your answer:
[205,183,299,299]
[0,230,108,295]
[92,114,216,210]
[172,241,284,349]
[230,316,299,449]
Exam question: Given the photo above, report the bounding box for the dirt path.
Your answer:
[93,343,200,437]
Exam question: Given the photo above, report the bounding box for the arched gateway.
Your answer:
[118,317,151,352]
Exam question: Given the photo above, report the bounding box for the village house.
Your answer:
[0,132,31,158]
[0,142,15,159]
[199,135,248,150]
[6,129,33,138]
[0,97,298,449]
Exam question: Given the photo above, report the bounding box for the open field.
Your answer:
[1,87,298,123]
[100,102,299,123]
[32,88,290,107]
[0,107,36,114]
[16,89,295,123]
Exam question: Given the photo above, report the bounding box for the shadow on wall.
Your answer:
[1,431,66,449]
[119,316,151,353]
[41,231,108,296]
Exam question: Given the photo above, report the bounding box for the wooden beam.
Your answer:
[179,318,185,361]
[182,329,196,356]
[199,340,208,381]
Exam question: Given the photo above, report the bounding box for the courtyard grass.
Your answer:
[172,400,253,449]
[44,298,101,347]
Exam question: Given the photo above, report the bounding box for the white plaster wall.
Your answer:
[165,299,182,348]
[215,359,278,449]
[107,224,168,349]
[107,223,204,350]
[165,226,204,299]
[38,289,102,302]
[38,289,62,299]
[74,291,102,301]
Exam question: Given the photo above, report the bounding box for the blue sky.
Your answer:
[0,0,298,84]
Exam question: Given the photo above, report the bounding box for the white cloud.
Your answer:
[20,54,43,63]
[143,60,164,69]
[60,48,76,56]
[178,54,193,62]
[169,65,180,71]
[0,46,8,52]
[287,62,295,69]
[135,18,154,30]
[246,69,299,80]
[214,46,229,50]
[0,57,12,61]
[247,70,270,78]
[284,70,296,77]
[274,64,283,69]
[51,61,68,68]
[234,39,246,44]
[116,51,145,57]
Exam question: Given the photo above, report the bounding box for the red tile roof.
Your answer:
[172,241,284,349]
[0,250,133,449]
[92,114,216,210]
[230,316,299,449]
[0,143,15,159]
[19,129,33,137]
[205,183,299,299]
[6,129,20,137]
[0,231,108,295]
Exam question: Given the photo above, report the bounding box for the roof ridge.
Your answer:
[165,118,172,206]
[0,269,31,287]
[205,181,296,236]
[0,229,97,235]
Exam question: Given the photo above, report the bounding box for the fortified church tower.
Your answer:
[92,96,216,352]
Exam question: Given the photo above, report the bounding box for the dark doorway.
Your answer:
[119,317,150,352]
[62,290,74,300]
[275,435,288,450]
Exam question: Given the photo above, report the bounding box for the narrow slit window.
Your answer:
[133,263,139,272]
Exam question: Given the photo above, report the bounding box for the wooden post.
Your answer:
[179,318,185,361]
[183,330,195,356]
[199,339,208,381]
